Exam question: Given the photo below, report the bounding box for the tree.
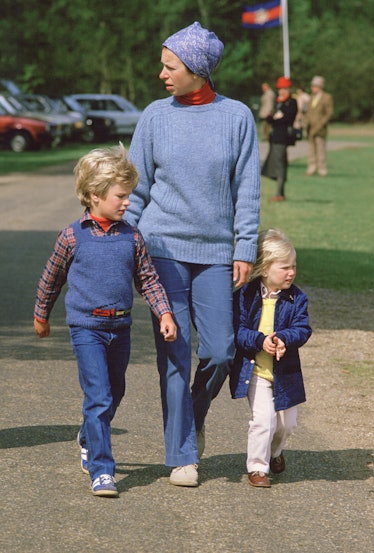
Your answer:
[1,0,373,120]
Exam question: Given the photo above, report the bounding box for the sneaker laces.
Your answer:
[93,474,115,486]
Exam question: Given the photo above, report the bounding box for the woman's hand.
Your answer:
[233,261,254,290]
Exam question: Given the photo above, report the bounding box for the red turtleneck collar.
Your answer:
[90,214,113,232]
[176,81,216,105]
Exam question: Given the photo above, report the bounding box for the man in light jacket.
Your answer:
[304,76,334,176]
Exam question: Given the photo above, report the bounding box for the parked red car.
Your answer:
[0,106,58,152]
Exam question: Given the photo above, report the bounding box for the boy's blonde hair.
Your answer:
[252,228,296,279]
[74,142,139,208]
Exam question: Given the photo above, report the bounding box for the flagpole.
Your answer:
[281,0,290,77]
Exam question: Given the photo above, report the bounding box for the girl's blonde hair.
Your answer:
[74,142,139,208]
[252,228,296,279]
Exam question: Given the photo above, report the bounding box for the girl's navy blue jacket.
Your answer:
[230,277,312,411]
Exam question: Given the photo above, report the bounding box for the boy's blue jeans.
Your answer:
[70,326,131,481]
[151,258,234,467]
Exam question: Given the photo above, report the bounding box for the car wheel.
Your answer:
[81,128,95,143]
[9,131,31,152]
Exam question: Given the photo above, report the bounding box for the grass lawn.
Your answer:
[260,137,374,293]
[0,140,131,174]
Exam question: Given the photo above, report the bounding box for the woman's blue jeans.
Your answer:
[151,259,234,467]
[70,326,131,480]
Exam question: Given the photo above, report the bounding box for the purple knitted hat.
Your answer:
[162,21,224,79]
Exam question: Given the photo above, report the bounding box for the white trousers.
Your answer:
[246,374,298,473]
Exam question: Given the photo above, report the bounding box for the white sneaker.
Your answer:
[170,464,199,487]
[196,426,205,458]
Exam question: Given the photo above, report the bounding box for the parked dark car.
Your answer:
[63,94,142,139]
[0,105,58,152]
[0,94,69,144]
[15,94,88,141]
[60,96,116,143]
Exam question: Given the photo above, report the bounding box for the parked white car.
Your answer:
[64,94,142,138]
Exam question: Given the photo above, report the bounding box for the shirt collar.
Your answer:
[261,282,281,299]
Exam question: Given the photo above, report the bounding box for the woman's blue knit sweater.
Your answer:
[125,94,260,265]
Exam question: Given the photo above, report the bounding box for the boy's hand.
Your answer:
[34,319,50,338]
[159,313,177,342]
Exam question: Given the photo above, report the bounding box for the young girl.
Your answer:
[230,228,312,487]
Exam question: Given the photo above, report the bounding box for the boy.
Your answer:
[34,144,177,497]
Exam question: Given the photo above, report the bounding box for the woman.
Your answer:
[261,76,297,201]
[125,22,260,486]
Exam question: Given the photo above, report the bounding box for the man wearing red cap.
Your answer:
[304,76,334,176]
[261,77,297,201]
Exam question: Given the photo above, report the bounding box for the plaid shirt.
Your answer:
[34,211,172,322]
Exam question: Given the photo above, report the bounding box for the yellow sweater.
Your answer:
[253,298,277,382]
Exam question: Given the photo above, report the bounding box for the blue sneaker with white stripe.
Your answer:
[91,474,119,497]
[77,431,89,475]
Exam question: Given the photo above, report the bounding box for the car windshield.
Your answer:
[6,96,26,111]
[19,97,46,111]
[114,97,139,112]
[74,97,139,113]
[0,96,18,113]
[64,97,85,112]
[49,98,69,114]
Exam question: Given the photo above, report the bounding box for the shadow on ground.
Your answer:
[1,424,371,488]
[113,448,373,491]
[0,424,127,448]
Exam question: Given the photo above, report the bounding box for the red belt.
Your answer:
[92,308,131,318]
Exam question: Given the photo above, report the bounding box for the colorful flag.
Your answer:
[242,0,282,29]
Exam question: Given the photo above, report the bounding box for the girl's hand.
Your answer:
[160,313,177,342]
[273,336,286,360]
[263,332,277,356]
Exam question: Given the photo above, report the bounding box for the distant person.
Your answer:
[259,82,275,141]
[304,76,334,176]
[34,144,177,498]
[125,21,260,487]
[261,76,297,201]
[230,228,312,488]
[294,86,310,131]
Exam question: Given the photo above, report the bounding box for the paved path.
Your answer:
[0,139,373,553]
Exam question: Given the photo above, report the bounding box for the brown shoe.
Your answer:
[270,195,285,202]
[270,453,286,474]
[248,471,271,487]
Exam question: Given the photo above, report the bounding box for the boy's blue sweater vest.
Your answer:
[65,220,134,329]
